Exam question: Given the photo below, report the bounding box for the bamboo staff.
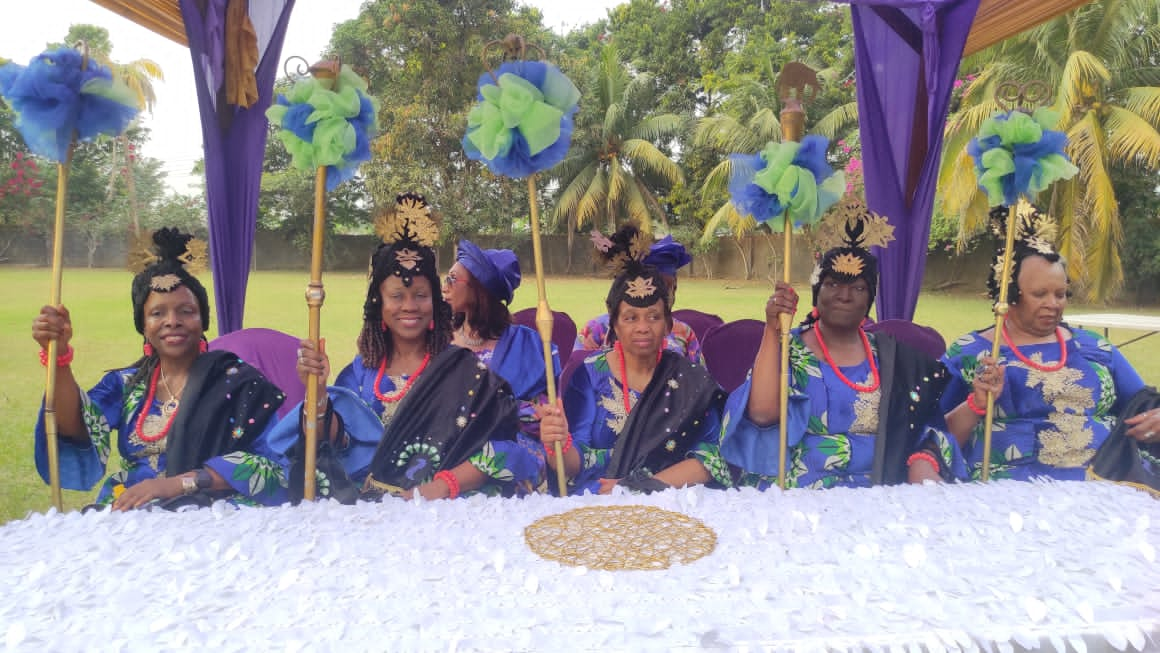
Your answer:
[301,166,328,500]
[526,176,568,497]
[42,145,74,511]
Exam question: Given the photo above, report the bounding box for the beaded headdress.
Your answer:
[808,198,895,312]
[986,199,1060,302]
[592,224,668,310]
[372,191,440,288]
[127,227,211,335]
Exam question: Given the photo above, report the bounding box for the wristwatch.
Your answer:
[180,474,198,495]
[181,469,214,494]
[194,468,214,490]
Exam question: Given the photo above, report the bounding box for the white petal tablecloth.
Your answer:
[1,480,1157,652]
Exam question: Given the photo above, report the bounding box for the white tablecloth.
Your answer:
[2,480,1157,652]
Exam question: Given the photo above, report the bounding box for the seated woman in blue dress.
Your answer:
[539,224,727,495]
[31,228,288,510]
[575,234,703,364]
[940,204,1160,486]
[718,206,959,489]
[442,239,559,494]
[274,193,536,501]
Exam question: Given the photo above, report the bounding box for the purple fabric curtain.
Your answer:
[837,0,980,320]
[179,0,296,334]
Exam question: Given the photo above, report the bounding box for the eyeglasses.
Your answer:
[443,272,460,288]
[821,280,870,294]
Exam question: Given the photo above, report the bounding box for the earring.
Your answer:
[143,342,154,357]
[810,307,820,319]
[428,319,435,331]
[381,319,388,332]
[199,339,208,354]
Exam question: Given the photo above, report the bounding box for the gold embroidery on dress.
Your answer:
[379,374,408,426]
[1019,355,1094,467]
[129,416,167,471]
[848,371,881,434]
[600,377,633,435]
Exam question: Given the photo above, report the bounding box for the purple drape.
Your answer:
[838,0,980,320]
[179,0,296,334]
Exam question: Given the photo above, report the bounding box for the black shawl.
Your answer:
[164,350,285,476]
[870,333,952,485]
[365,346,518,491]
[1089,386,1160,494]
[606,351,727,478]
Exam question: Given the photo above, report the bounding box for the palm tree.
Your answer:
[550,45,685,244]
[938,0,1160,301]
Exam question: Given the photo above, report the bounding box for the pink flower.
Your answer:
[953,79,964,89]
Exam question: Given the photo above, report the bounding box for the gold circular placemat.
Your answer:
[524,505,717,571]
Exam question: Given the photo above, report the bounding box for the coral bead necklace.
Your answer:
[813,322,880,393]
[374,352,432,403]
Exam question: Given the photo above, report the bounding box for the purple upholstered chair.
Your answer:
[671,308,724,341]
[209,327,304,418]
[559,349,594,396]
[512,308,577,367]
[863,319,946,361]
[701,319,765,392]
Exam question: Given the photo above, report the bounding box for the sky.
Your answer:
[1,0,621,194]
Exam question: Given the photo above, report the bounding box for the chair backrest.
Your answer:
[701,319,765,392]
[671,308,724,341]
[559,348,594,397]
[512,308,578,363]
[209,327,304,418]
[863,319,946,361]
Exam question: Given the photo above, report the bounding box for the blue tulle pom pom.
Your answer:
[0,48,139,163]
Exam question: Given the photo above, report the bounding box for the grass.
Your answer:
[3,266,1159,523]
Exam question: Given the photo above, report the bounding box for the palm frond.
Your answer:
[747,108,781,144]
[1102,105,1160,170]
[623,177,657,233]
[607,154,628,205]
[630,113,685,143]
[575,168,609,232]
[812,101,859,141]
[620,139,684,186]
[1121,87,1160,129]
[1056,50,1111,121]
[700,159,732,202]
[1051,178,1087,286]
[603,102,624,142]
[1068,110,1123,301]
[550,163,598,228]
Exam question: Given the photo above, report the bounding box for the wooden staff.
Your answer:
[981,203,1018,481]
[526,175,567,496]
[301,166,328,500]
[42,146,75,511]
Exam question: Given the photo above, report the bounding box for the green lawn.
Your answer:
[3,266,1159,523]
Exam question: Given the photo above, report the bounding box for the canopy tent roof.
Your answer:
[85,0,1093,330]
[90,0,1095,57]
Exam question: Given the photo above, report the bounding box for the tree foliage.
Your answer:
[939,0,1160,301]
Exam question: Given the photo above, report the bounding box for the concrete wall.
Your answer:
[0,226,993,294]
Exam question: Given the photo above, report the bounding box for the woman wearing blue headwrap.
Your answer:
[576,235,704,364]
[443,239,560,495]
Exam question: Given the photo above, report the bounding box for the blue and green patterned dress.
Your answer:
[720,330,959,489]
[34,365,289,507]
[564,350,728,495]
[323,351,541,497]
[939,326,1145,480]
